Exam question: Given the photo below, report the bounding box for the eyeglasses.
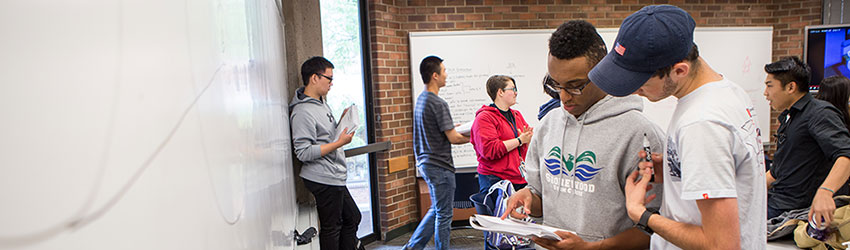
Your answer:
[317,73,334,82]
[503,87,518,92]
[545,75,591,96]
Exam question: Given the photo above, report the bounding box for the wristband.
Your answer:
[516,137,523,145]
[820,186,836,194]
[635,208,658,235]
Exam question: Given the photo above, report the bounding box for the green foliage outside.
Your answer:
[320,0,369,183]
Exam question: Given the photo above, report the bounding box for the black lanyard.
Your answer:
[491,104,518,137]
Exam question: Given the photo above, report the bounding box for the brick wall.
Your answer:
[368,0,821,239]
[369,0,418,239]
[768,0,821,154]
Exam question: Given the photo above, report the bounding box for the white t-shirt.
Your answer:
[650,79,767,250]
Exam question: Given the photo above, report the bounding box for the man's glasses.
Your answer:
[545,75,591,96]
[317,73,334,82]
[503,86,518,92]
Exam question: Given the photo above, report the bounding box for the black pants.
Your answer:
[303,179,361,250]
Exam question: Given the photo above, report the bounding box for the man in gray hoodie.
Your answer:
[503,20,664,250]
[289,56,358,250]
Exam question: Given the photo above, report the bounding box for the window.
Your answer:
[319,0,374,238]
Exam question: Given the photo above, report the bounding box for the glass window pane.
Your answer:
[319,0,373,238]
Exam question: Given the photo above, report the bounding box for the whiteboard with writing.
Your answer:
[410,27,773,169]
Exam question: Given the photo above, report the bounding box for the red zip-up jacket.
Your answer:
[470,105,529,184]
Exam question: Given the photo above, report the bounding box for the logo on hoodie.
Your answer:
[543,146,600,196]
[545,146,573,176]
[574,151,601,181]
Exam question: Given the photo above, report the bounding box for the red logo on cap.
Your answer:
[702,193,709,199]
[615,42,626,56]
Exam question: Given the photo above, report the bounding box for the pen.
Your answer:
[643,133,655,182]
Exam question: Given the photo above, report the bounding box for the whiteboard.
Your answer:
[0,0,297,249]
[410,27,773,169]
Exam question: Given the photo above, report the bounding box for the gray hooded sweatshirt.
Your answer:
[289,87,347,186]
[523,95,664,242]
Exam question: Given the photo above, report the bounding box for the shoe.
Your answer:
[294,227,317,245]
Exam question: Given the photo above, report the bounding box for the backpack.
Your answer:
[483,180,534,250]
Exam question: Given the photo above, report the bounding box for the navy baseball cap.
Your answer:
[589,5,696,97]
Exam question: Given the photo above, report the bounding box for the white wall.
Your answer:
[0,0,297,249]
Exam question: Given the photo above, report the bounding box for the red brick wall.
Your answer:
[768,0,821,154]
[369,0,418,238]
[368,0,821,239]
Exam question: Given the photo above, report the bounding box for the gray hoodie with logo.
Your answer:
[523,95,664,242]
[289,87,347,186]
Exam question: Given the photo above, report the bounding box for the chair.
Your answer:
[470,192,499,250]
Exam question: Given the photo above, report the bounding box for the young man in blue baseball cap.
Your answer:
[589,5,767,249]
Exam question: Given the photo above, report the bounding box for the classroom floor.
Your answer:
[365,228,804,250]
[365,227,485,250]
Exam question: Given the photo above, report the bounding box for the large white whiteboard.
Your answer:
[0,0,297,249]
[410,27,773,169]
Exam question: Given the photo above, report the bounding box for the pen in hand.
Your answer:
[642,133,655,182]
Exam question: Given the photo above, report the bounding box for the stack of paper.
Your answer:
[455,121,474,136]
[469,214,568,241]
[336,104,359,136]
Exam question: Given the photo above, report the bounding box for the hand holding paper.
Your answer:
[533,230,594,250]
[336,127,354,145]
[455,121,473,136]
[336,104,359,137]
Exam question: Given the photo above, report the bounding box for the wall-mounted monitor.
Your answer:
[805,24,850,91]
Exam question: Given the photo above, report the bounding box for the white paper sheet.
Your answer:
[469,214,569,241]
[336,104,359,136]
[455,120,474,136]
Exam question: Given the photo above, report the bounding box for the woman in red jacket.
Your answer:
[471,75,534,195]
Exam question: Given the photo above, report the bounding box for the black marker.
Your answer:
[643,133,655,182]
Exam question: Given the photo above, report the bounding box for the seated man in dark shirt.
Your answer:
[764,56,850,229]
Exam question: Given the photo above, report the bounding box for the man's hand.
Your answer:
[337,128,354,145]
[533,231,596,250]
[501,188,534,220]
[637,151,663,183]
[808,156,850,229]
[809,188,836,229]
[766,171,775,189]
[625,168,656,223]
